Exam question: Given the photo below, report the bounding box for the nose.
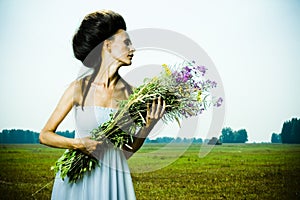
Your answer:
[129,44,135,53]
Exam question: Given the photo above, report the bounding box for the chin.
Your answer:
[118,57,132,66]
[119,62,131,68]
[122,60,132,66]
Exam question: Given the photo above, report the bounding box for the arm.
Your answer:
[122,97,166,159]
[39,81,100,155]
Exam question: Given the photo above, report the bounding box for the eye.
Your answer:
[124,39,132,46]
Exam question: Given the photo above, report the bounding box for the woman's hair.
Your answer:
[72,10,127,109]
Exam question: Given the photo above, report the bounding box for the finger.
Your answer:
[154,96,162,118]
[146,102,150,120]
[159,100,166,118]
[90,141,100,153]
[151,99,156,118]
[147,102,150,114]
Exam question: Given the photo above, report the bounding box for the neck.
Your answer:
[93,57,122,88]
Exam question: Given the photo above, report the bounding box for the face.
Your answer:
[109,29,135,66]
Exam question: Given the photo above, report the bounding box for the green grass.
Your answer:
[0,144,299,199]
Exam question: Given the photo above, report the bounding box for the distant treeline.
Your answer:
[0,129,203,144]
[0,129,75,144]
[3,117,298,144]
[271,118,300,144]
[219,127,248,143]
[144,137,203,144]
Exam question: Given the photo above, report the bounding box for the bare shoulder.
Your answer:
[68,79,84,106]
[41,80,80,134]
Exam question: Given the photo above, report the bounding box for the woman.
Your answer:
[40,10,165,200]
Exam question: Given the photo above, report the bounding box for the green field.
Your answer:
[0,144,299,200]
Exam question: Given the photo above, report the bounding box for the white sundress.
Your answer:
[51,106,136,200]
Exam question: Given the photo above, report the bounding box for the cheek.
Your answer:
[111,47,127,58]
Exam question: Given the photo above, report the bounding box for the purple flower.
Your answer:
[198,108,205,114]
[193,82,199,89]
[187,103,194,108]
[184,66,192,73]
[179,110,189,118]
[214,97,223,107]
[172,71,179,76]
[194,81,204,90]
[173,71,185,83]
[211,81,217,88]
[195,81,205,89]
[183,73,191,82]
[176,68,192,83]
[197,65,207,76]
[176,77,181,82]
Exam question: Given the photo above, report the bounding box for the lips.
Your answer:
[128,54,134,59]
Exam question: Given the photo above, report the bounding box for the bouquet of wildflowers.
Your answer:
[52,60,223,183]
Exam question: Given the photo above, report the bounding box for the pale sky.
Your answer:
[0,0,299,142]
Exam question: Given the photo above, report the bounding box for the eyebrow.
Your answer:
[124,38,132,43]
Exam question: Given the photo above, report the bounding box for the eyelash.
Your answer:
[124,40,131,46]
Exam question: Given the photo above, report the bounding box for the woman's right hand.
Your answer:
[73,137,103,156]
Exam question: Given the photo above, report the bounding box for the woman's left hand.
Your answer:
[145,96,166,128]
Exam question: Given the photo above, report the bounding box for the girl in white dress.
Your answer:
[39,10,165,200]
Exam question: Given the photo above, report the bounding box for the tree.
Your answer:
[220,127,234,143]
[280,118,300,144]
[234,129,248,143]
[219,127,248,143]
[0,129,74,144]
[207,137,222,145]
[271,133,281,143]
[192,138,203,144]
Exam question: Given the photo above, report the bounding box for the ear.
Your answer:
[103,39,112,53]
